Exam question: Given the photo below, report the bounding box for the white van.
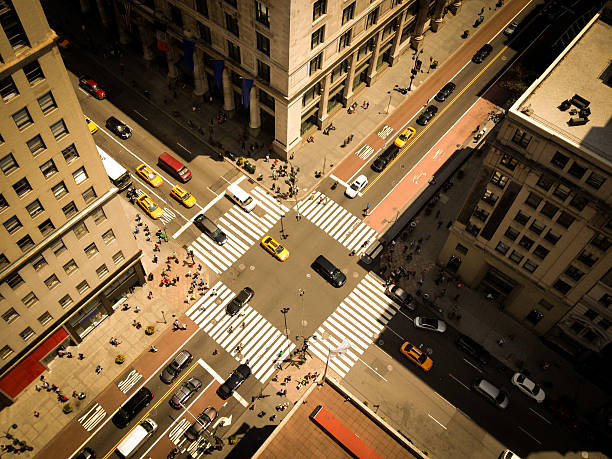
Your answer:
[226,183,257,212]
[115,418,157,458]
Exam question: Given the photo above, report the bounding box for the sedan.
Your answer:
[136,164,163,187]
[170,185,196,208]
[217,364,251,400]
[511,372,545,403]
[261,236,289,261]
[394,126,416,148]
[400,341,433,371]
[169,377,202,409]
[79,75,106,99]
[414,316,447,333]
[472,44,493,63]
[106,116,132,139]
[504,21,518,36]
[434,82,456,102]
[345,174,368,198]
[416,105,438,126]
[185,406,217,441]
[136,194,163,219]
[385,284,415,310]
[226,287,254,316]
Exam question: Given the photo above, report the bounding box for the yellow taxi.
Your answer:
[400,340,433,372]
[136,194,163,219]
[394,126,416,148]
[136,164,163,188]
[261,235,290,262]
[84,115,98,134]
[170,185,196,208]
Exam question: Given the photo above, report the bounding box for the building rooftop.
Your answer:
[516,13,612,164]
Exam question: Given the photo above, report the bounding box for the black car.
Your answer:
[217,364,251,400]
[371,145,399,172]
[75,447,96,459]
[456,334,490,365]
[416,105,438,126]
[434,82,456,102]
[169,377,202,409]
[194,215,227,245]
[105,116,132,139]
[472,44,493,64]
[160,349,192,384]
[185,406,217,441]
[226,287,254,316]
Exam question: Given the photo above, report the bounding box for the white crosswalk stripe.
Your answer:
[294,191,378,254]
[354,144,375,159]
[308,273,402,378]
[159,207,177,224]
[377,125,394,139]
[188,187,289,274]
[185,282,295,383]
[78,403,107,431]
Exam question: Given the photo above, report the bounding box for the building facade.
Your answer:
[0,0,144,404]
[438,8,612,359]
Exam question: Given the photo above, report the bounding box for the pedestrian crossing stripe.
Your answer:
[377,125,394,139]
[188,186,289,274]
[185,281,295,383]
[78,403,107,431]
[168,418,191,444]
[159,207,177,224]
[117,369,143,394]
[294,191,377,254]
[355,144,375,160]
[308,272,402,378]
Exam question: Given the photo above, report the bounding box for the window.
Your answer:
[195,0,208,18]
[511,128,532,148]
[37,92,57,114]
[590,234,610,252]
[92,208,106,224]
[585,172,604,190]
[0,153,18,175]
[540,201,558,219]
[331,59,349,83]
[473,207,489,221]
[23,61,44,85]
[225,13,239,37]
[259,90,275,110]
[102,229,115,244]
[366,7,379,29]
[59,294,72,309]
[198,23,211,44]
[21,291,38,308]
[550,151,569,169]
[20,327,35,342]
[313,0,327,21]
[27,134,46,156]
[13,177,32,197]
[1,3,29,50]
[556,211,574,229]
[76,280,89,294]
[12,107,33,130]
[565,265,584,281]
[0,254,8,269]
[113,251,125,264]
[50,239,67,256]
[63,259,78,275]
[17,235,34,252]
[52,181,68,199]
[3,215,22,234]
[84,242,98,258]
[533,245,549,259]
[38,311,53,326]
[529,220,545,235]
[1,345,14,360]
[50,119,68,140]
[72,166,88,185]
[577,250,598,267]
[357,38,375,61]
[537,299,554,311]
[536,175,554,192]
[568,162,586,179]
[44,274,60,290]
[309,53,322,75]
[0,194,8,212]
[481,189,498,205]
[553,183,570,201]
[73,221,88,239]
[455,243,468,255]
[227,40,240,63]
[519,236,534,250]
[40,159,58,179]
[495,241,509,255]
[525,192,542,209]
[38,218,55,236]
[62,201,77,219]
[82,186,97,204]
[31,253,47,270]
[465,222,480,236]
[338,29,352,51]
[543,229,561,245]
[255,1,270,27]
[504,226,519,241]
[224,0,237,6]
[553,279,572,294]
[525,309,543,325]
[6,272,24,289]
[0,76,19,101]
[169,4,183,27]
[256,32,270,56]
[569,194,587,211]
[523,259,538,273]
[509,250,524,264]
[96,264,109,278]
[311,26,325,49]
[2,308,19,323]
[257,60,270,84]
[514,210,530,226]
[61,144,79,164]
[342,2,355,24]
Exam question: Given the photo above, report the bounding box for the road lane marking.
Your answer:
[428,413,447,430]
[132,109,148,120]
[518,425,542,444]
[463,358,483,373]
[449,373,471,391]
[529,407,552,425]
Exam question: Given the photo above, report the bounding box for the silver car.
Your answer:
[414,317,447,333]
[185,406,217,441]
[169,377,202,409]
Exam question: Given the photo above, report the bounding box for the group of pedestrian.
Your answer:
[35,375,86,411]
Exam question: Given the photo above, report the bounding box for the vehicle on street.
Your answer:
[400,341,433,371]
[79,75,106,99]
[434,82,456,102]
[504,21,518,36]
[371,145,399,172]
[456,334,490,364]
[472,44,493,63]
[345,174,368,198]
[385,283,415,310]
[170,377,202,409]
[394,127,416,148]
[261,236,289,261]
[416,105,438,125]
[217,364,251,400]
[511,372,545,403]
[84,115,98,134]
[136,194,163,219]
[160,349,193,384]
[414,317,447,333]
[473,378,509,409]
[115,418,157,458]
[75,447,95,459]
[112,387,154,428]
[97,146,132,191]
[185,407,218,441]
[312,255,346,287]
[194,215,227,245]
[136,164,163,187]
[226,287,254,316]
[170,185,196,208]
[499,450,522,459]
[105,116,132,139]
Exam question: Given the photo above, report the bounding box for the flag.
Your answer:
[241,78,254,107]
[213,60,225,88]
[183,39,195,70]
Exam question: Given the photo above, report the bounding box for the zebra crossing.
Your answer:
[186,282,295,383]
[294,191,378,255]
[377,125,394,139]
[78,403,107,431]
[308,272,402,379]
[188,186,289,274]
[159,207,177,225]
[354,144,375,160]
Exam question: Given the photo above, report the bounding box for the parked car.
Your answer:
[385,283,415,310]
[371,145,399,172]
[75,447,95,459]
[79,75,106,99]
[160,349,193,384]
[473,378,509,409]
[400,341,433,371]
[194,215,227,245]
[456,334,490,364]
[394,127,416,148]
[434,82,456,102]
[106,116,132,139]
[170,377,202,409]
[185,407,217,441]
[416,105,438,126]
[226,287,254,316]
[414,317,447,333]
[472,44,493,63]
[217,364,251,400]
[345,174,368,198]
[511,373,545,403]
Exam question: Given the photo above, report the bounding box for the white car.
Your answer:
[511,372,545,403]
[414,317,447,333]
[504,21,518,36]
[345,175,368,198]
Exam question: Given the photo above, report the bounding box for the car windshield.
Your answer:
[532,385,541,395]
[417,352,428,364]
[421,318,437,328]
[147,202,157,212]
[275,245,285,254]
[181,192,191,200]
[178,167,189,175]
[166,365,178,376]
[212,228,222,237]
[350,183,360,191]
[516,374,525,383]
[244,196,253,205]
[331,269,342,280]
[495,392,506,404]
[399,133,408,140]
[146,171,156,179]
[116,124,126,132]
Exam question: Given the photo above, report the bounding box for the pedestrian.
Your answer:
[66,352,73,358]
[185,294,191,303]
[34,411,40,418]
[36,384,42,392]
[425,232,431,240]
[150,345,158,352]
[152,255,158,263]
[446,221,452,229]
[95,365,102,374]
[180,323,187,330]
[148,291,153,299]
[213,349,218,355]
[453,294,460,302]
[43,381,50,390]
[72,391,78,398]
[265,154,269,162]
[174,319,180,329]
[437,220,443,229]
[435,210,441,218]
[77,392,86,400]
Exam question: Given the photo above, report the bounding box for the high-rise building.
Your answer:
[0,0,144,405]
[439,7,612,358]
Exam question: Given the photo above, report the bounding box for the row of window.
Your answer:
[0,61,45,104]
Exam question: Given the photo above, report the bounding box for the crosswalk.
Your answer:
[309,272,402,379]
[188,186,289,274]
[294,191,377,255]
[186,282,295,383]
[159,207,177,225]
[377,125,394,139]
[78,403,107,431]
[354,144,375,160]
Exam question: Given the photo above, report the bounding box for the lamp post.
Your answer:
[298,288,305,338]
[408,49,424,91]
[280,307,290,339]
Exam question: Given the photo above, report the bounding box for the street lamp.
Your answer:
[280,307,290,339]
[298,289,305,338]
[408,49,424,91]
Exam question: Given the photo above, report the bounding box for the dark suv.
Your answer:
[160,349,193,383]
[226,287,254,316]
[472,44,493,63]
[371,145,399,172]
[416,105,438,126]
[217,364,251,400]
[434,82,456,102]
[456,334,490,364]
